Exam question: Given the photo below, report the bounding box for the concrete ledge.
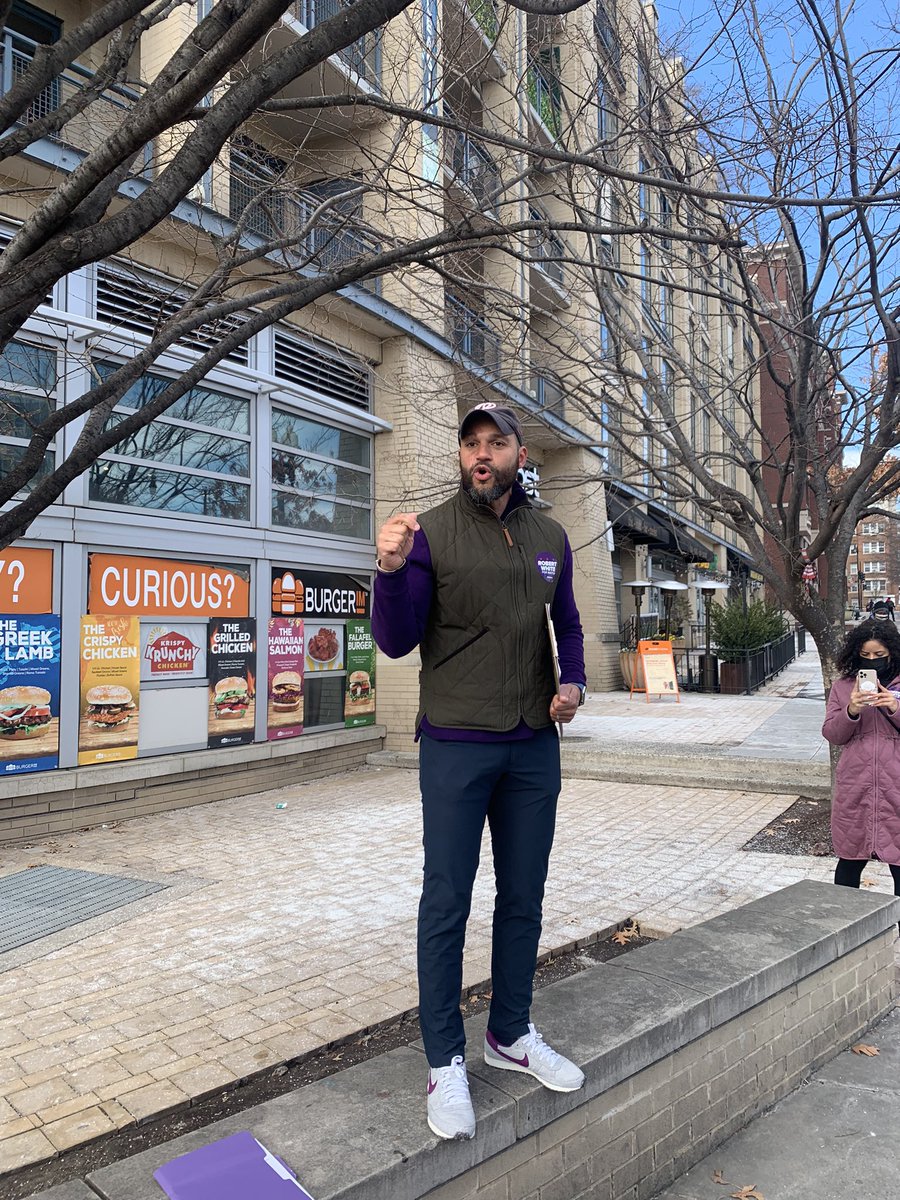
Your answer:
[367,748,832,797]
[0,727,385,845]
[55,882,897,1200]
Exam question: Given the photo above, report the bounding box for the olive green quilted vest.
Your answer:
[417,488,566,732]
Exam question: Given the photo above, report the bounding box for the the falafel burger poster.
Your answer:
[0,614,61,773]
[266,617,304,741]
[78,615,140,765]
[344,619,375,728]
[208,617,256,748]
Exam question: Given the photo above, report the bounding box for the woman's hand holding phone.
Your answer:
[868,681,900,714]
[849,678,900,717]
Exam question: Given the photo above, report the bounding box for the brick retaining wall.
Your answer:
[423,930,895,1200]
[75,881,900,1200]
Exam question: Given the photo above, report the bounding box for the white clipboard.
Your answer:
[545,604,564,740]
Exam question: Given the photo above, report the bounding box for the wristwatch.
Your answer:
[566,683,586,705]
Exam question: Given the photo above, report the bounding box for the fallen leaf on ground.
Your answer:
[764,829,777,836]
[782,818,800,824]
[862,880,876,887]
[851,1043,879,1056]
[611,920,641,946]
[811,841,830,856]
[730,1186,764,1200]
[712,1168,728,1184]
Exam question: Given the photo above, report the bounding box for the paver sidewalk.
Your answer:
[572,648,828,760]
[0,647,853,1181]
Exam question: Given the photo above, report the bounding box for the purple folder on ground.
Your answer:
[153,1131,315,1200]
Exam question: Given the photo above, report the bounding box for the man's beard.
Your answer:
[460,461,518,505]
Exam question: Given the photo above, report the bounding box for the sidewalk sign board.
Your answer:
[633,639,680,703]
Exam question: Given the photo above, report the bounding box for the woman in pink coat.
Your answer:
[822,620,900,893]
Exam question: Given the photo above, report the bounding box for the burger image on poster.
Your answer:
[214,677,250,719]
[0,686,52,739]
[271,671,302,712]
[347,671,371,704]
[85,685,135,729]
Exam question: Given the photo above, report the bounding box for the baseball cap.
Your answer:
[458,403,525,445]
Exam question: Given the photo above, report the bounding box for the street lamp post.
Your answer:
[657,580,689,640]
[695,580,730,692]
[623,578,653,647]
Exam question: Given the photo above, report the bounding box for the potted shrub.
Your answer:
[709,600,786,693]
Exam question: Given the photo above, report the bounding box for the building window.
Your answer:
[597,67,619,157]
[271,408,372,540]
[862,522,883,535]
[866,561,886,573]
[0,339,57,489]
[89,364,252,520]
[863,541,886,555]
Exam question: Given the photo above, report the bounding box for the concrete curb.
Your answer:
[366,749,832,798]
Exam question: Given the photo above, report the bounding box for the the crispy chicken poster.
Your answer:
[78,615,140,765]
[0,614,61,774]
[208,618,256,749]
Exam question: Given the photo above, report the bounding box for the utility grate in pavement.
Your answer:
[0,865,167,954]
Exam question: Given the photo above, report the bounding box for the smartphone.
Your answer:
[857,668,878,693]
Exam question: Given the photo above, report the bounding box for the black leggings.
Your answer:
[834,857,900,894]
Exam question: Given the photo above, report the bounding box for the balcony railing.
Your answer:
[229,173,382,293]
[446,294,501,372]
[289,0,381,87]
[528,204,565,285]
[0,27,151,171]
[447,121,501,213]
[532,373,565,418]
[526,59,561,136]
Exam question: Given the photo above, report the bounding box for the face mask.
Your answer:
[856,654,894,682]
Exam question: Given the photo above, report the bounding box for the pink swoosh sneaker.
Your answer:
[484,1024,584,1092]
[426,1055,475,1139]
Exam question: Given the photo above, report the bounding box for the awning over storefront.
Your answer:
[648,507,711,562]
[606,492,669,545]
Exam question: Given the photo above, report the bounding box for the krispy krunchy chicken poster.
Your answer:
[78,615,140,765]
[0,614,61,774]
[208,618,256,748]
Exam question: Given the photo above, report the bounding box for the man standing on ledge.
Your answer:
[373,402,586,1141]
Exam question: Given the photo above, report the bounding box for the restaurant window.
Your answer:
[0,339,57,490]
[88,363,252,520]
[271,408,372,540]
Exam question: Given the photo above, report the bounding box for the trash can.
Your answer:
[699,653,719,692]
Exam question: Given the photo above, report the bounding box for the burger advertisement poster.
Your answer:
[266,617,304,741]
[0,614,61,774]
[78,616,140,765]
[208,618,256,748]
[344,619,376,728]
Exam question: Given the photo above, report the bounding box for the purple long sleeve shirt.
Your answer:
[373,486,586,742]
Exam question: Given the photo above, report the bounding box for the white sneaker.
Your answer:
[484,1023,585,1092]
[426,1055,476,1140]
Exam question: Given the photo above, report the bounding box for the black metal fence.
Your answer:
[675,631,797,694]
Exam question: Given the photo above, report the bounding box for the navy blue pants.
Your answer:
[417,727,561,1067]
